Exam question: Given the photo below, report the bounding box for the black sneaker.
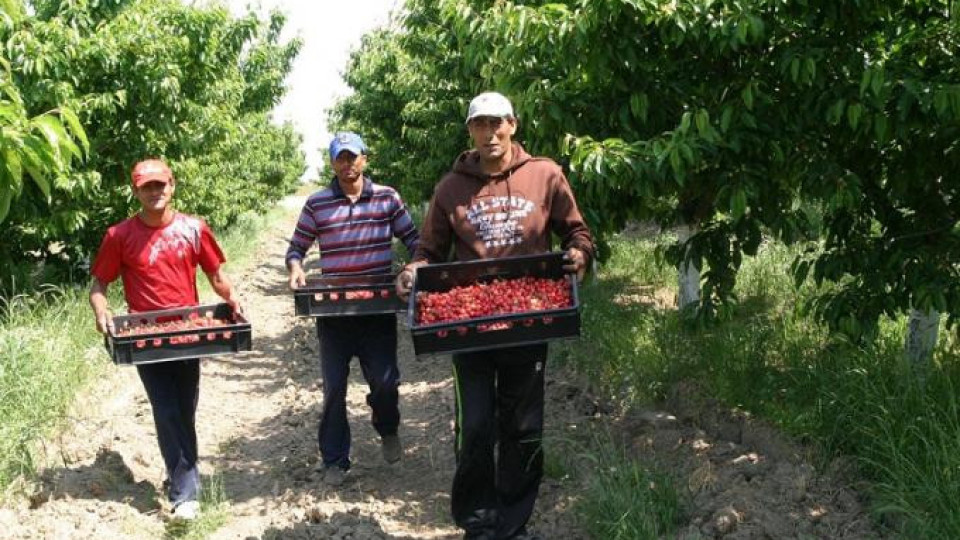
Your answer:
[323,466,347,486]
[381,434,402,464]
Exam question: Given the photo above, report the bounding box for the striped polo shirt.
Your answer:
[285,176,419,275]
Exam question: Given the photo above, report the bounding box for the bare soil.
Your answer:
[0,198,883,539]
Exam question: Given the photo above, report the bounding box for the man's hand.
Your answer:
[396,261,426,300]
[288,261,307,290]
[95,310,114,335]
[562,247,588,282]
[395,267,416,300]
[228,298,245,318]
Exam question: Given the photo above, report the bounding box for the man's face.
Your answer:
[134,180,174,212]
[467,116,516,162]
[333,150,366,183]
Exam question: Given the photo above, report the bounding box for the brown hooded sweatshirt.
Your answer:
[413,143,594,265]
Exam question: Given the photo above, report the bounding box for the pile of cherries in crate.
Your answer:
[415,276,571,325]
[116,314,234,347]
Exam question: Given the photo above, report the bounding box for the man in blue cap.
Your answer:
[286,132,419,487]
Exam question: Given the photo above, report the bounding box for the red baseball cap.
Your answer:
[131,159,173,187]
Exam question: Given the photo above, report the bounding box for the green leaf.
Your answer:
[22,134,57,171]
[669,146,681,175]
[58,107,89,155]
[860,69,872,97]
[695,109,710,137]
[0,102,18,122]
[793,259,811,288]
[846,103,862,130]
[34,113,82,161]
[736,19,748,43]
[827,99,845,125]
[23,162,50,201]
[679,141,694,164]
[870,67,884,97]
[730,188,747,220]
[720,106,733,132]
[20,136,51,200]
[32,115,66,161]
[0,183,11,223]
[804,58,816,82]
[771,141,784,163]
[934,89,949,117]
[629,92,648,122]
[0,0,23,24]
[874,114,889,142]
[741,84,753,110]
[3,146,21,195]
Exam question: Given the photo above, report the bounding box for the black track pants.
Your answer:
[451,344,547,539]
[316,314,400,469]
[136,358,200,506]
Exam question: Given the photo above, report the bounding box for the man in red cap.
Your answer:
[88,158,242,520]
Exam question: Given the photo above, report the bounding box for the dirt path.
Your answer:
[0,198,588,539]
[0,198,886,540]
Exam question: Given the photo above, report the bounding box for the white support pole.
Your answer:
[905,308,940,379]
[677,223,700,309]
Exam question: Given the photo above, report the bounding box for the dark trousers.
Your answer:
[136,358,200,506]
[451,344,547,539]
[316,314,400,469]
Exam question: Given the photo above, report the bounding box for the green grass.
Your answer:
[543,429,681,539]
[0,286,106,494]
[164,474,230,539]
[542,437,570,481]
[575,431,681,540]
[557,231,960,538]
[0,206,290,507]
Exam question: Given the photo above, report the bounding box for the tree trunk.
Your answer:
[905,308,940,380]
[677,223,700,309]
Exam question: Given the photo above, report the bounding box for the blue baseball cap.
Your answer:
[329,132,367,159]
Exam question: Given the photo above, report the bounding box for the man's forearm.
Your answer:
[90,280,114,334]
[207,270,236,303]
[89,281,110,316]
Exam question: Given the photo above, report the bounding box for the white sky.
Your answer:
[222,1,401,181]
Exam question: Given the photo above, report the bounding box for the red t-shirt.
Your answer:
[91,213,226,313]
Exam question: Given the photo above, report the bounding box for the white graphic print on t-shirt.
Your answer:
[466,196,535,248]
[148,216,202,265]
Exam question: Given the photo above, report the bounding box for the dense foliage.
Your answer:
[0,0,305,290]
[328,0,481,204]
[333,0,960,340]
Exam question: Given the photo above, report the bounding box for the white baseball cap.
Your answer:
[465,92,515,124]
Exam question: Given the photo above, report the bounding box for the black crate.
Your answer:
[294,274,404,317]
[408,253,580,355]
[105,303,252,365]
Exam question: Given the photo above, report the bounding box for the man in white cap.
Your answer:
[397,92,594,540]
